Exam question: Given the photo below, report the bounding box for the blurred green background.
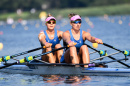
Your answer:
[0,0,130,21]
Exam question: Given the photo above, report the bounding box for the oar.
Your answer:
[86,44,130,68]
[103,43,122,52]
[91,51,121,61]
[77,58,128,67]
[0,46,67,69]
[94,58,129,67]
[0,46,45,62]
[102,43,130,56]
[36,58,128,67]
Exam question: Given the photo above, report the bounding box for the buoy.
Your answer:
[0,42,3,50]
[92,43,98,48]
[39,11,47,21]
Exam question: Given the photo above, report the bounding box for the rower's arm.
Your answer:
[57,30,63,40]
[62,31,71,44]
[84,32,103,44]
[38,32,46,45]
[83,32,95,43]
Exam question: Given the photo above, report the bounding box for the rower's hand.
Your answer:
[95,39,103,44]
[43,42,52,48]
[68,41,77,47]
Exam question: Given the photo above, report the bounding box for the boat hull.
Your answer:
[0,63,130,76]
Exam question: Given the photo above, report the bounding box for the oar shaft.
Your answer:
[0,46,67,69]
[11,47,42,58]
[90,51,121,62]
[89,51,97,55]
[86,44,99,52]
[107,56,130,68]
[86,44,130,68]
[96,58,128,65]
[34,46,67,58]
[103,43,122,52]
[0,62,17,69]
[0,47,43,62]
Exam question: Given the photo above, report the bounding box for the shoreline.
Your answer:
[0,4,130,21]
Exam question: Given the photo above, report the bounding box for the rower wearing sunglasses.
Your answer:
[62,13,103,67]
[38,14,63,63]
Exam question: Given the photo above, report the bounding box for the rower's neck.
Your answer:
[71,29,80,34]
[46,29,55,34]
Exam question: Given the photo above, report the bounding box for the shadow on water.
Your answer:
[41,75,91,85]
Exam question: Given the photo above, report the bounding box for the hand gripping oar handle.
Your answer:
[0,46,67,69]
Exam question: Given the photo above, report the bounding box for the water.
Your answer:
[0,15,130,86]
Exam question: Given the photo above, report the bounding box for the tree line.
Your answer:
[0,0,130,13]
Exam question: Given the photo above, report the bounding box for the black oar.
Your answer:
[80,58,128,67]
[86,44,130,68]
[0,46,67,69]
[94,58,128,67]
[103,43,122,52]
[0,47,43,62]
[103,43,130,56]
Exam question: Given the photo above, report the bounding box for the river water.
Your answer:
[0,15,130,86]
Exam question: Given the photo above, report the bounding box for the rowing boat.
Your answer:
[0,43,130,76]
[0,61,130,76]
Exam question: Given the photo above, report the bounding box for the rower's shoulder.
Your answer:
[38,31,45,37]
[63,30,70,37]
[57,30,63,34]
[57,30,63,38]
[63,30,69,34]
[82,30,91,36]
[83,31,91,37]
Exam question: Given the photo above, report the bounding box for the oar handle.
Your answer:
[43,44,52,48]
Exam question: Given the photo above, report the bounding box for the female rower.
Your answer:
[62,13,103,67]
[38,14,63,63]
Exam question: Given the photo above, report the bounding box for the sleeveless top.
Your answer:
[63,29,85,52]
[41,30,60,48]
[61,29,85,63]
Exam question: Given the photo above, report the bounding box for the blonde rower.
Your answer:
[38,14,63,63]
[62,13,103,67]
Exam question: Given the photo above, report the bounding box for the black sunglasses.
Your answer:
[47,21,56,24]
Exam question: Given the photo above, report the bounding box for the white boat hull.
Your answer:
[0,63,130,76]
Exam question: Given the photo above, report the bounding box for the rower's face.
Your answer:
[71,20,81,30]
[46,20,56,30]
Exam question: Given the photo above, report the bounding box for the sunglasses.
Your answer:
[47,21,56,24]
[72,21,82,24]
